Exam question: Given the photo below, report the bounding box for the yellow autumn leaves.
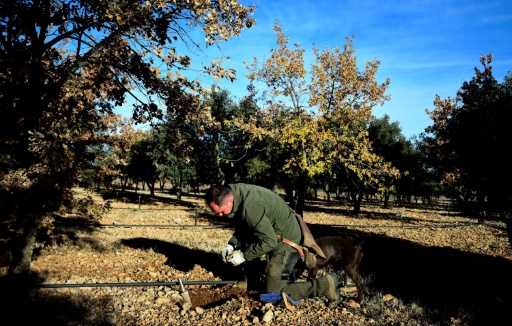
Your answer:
[239,22,399,190]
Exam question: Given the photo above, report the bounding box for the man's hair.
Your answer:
[205,184,232,206]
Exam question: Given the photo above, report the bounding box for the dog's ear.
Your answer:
[294,212,327,258]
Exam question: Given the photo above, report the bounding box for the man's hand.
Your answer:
[220,244,234,262]
[227,250,245,266]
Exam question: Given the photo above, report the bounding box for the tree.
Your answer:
[245,21,330,214]
[126,136,160,197]
[423,54,512,226]
[368,114,417,206]
[231,95,277,188]
[151,116,198,198]
[106,115,148,191]
[0,0,255,280]
[80,114,147,192]
[194,89,270,185]
[412,137,443,204]
[245,23,398,214]
[200,89,241,183]
[309,36,399,213]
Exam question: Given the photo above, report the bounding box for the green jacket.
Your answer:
[226,183,302,261]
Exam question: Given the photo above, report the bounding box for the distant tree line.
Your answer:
[89,54,512,231]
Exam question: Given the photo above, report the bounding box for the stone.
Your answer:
[262,310,273,323]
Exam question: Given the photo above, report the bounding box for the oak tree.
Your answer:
[245,22,329,213]
[0,0,255,279]
[245,23,398,213]
[424,54,512,225]
[311,39,399,213]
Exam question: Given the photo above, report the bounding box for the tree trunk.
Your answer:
[148,183,155,196]
[505,218,512,249]
[120,176,129,191]
[351,194,361,214]
[383,191,390,208]
[348,186,364,214]
[176,187,182,201]
[8,214,37,278]
[294,174,307,216]
[323,184,331,203]
[283,178,294,206]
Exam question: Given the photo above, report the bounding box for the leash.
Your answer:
[276,234,305,260]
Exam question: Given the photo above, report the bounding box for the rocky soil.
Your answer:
[1,189,511,325]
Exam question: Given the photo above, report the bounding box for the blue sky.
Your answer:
[116,0,512,139]
[187,0,512,139]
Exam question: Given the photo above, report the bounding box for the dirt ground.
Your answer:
[1,188,511,325]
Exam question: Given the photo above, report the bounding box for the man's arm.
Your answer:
[243,212,279,261]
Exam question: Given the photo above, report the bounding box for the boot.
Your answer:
[324,272,340,308]
[281,272,340,307]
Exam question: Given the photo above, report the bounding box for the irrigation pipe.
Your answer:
[36,280,238,289]
[96,222,475,230]
[331,222,476,229]
[109,207,197,211]
[99,223,230,229]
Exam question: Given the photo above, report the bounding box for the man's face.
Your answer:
[209,194,233,217]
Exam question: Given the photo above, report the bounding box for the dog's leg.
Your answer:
[345,249,365,302]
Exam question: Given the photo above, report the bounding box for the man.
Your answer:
[205,183,340,308]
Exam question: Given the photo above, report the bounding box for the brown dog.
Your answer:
[296,235,365,302]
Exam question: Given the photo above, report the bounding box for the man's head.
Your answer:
[205,184,233,217]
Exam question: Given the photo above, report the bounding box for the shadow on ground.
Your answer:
[309,223,512,325]
[0,275,114,326]
[120,237,244,283]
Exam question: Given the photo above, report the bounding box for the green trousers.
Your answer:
[264,248,332,301]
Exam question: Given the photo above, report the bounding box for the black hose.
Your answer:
[99,224,230,228]
[332,222,475,229]
[37,280,238,289]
